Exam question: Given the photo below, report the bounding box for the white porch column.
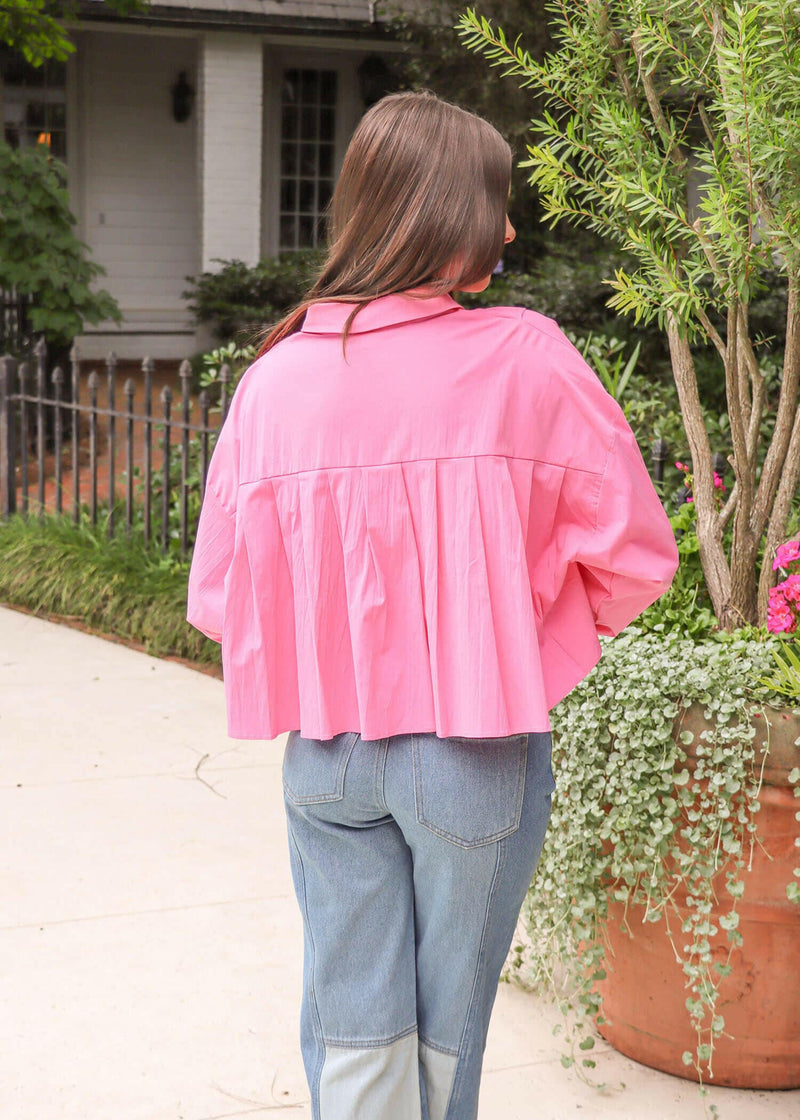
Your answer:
[199,33,263,270]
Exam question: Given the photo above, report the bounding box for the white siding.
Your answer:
[199,34,263,270]
[77,30,200,359]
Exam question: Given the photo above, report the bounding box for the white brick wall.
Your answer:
[199,34,263,271]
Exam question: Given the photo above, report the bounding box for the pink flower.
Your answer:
[773,539,800,572]
[767,588,797,633]
[713,473,726,490]
[768,538,800,632]
[675,461,686,471]
[782,574,800,604]
[686,495,694,503]
[768,612,795,634]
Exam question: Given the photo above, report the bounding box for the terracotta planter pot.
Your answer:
[596,704,800,1089]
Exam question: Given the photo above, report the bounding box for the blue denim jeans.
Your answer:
[283,730,555,1120]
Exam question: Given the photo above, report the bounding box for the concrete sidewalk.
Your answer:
[1,604,797,1120]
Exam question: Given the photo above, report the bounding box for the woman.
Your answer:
[187,91,678,1120]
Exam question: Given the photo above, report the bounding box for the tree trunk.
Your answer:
[667,318,733,626]
[722,304,760,627]
[728,529,759,627]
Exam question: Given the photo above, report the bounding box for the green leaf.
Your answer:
[0,140,121,344]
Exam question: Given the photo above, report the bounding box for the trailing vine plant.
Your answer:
[519,629,796,1082]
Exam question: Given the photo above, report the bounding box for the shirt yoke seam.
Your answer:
[235,452,609,492]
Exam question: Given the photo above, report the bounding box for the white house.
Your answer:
[1,0,405,359]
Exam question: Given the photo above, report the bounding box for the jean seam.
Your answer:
[419,1034,459,1058]
[515,734,529,827]
[288,827,326,1117]
[282,786,345,805]
[411,732,422,827]
[416,819,520,848]
[323,1023,418,1049]
[375,738,390,812]
[447,838,506,1116]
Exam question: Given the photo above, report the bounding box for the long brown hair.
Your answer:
[257,90,512,356]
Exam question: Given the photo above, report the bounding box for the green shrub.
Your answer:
[183,251,323,342]
[0,513,219,667]
[463,233,651,341]
[0,141,120,351]
[190,340,256,399]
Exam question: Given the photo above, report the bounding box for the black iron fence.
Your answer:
[0,341,231,558]
[1,340,718,560]
[0,287,32,357]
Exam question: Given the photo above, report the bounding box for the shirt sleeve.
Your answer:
[574,423,679,636]
[186,480,235,643]
[519,310,679,638]
[186,407,240,644]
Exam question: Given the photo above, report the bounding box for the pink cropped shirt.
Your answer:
[187,293,678,741]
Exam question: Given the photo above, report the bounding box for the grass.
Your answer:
[0,513,221,670]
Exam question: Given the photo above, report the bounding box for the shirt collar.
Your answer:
[301,292,462,335]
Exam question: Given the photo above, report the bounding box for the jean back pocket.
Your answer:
[411,732,528,848]
[282,730,359,805]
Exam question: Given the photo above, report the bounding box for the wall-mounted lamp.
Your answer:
[171,71,195,123]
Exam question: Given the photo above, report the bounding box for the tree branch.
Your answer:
[667,316,731,621]
[724,302,751,518]
[718,480,738,532]
[752,278,800,540]
[734,305,765,469]
[691,219,727,288]
[711,6,778,230]
[696,306,727,361]
[735,303,753,439]
[746,366,765,469]
[698,101,716,148]
[601,20,638,109]
[631,30,688,171]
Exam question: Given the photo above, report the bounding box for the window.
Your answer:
[1,50,67,158]
[279,68,337,250]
